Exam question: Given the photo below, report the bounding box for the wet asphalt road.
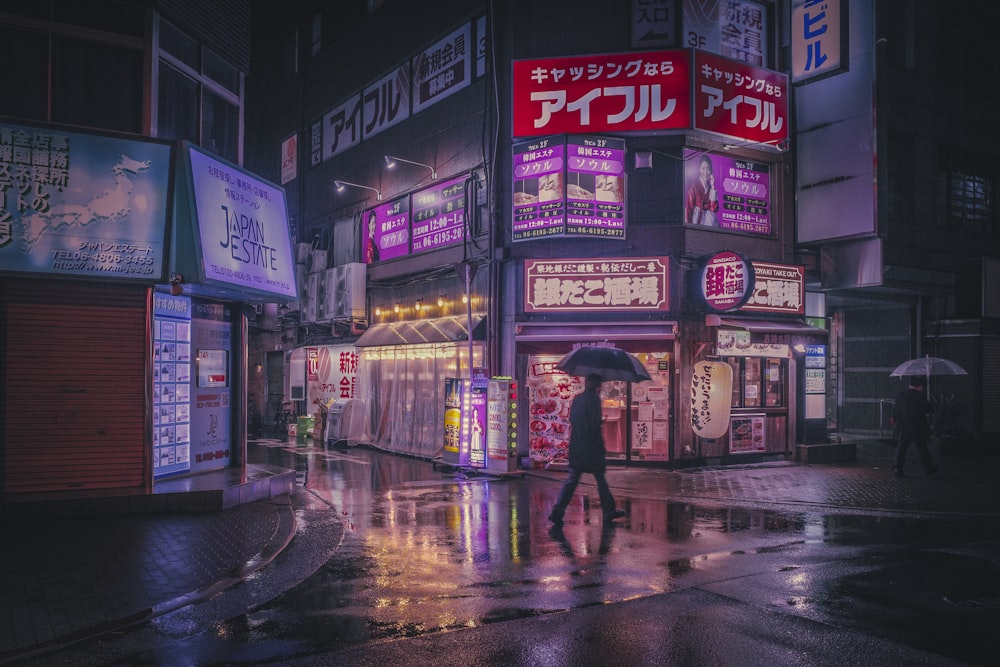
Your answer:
[26,442,1000,666]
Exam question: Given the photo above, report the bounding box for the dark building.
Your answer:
[0,1,298,501]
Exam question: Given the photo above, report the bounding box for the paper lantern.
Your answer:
[691,361,733,439]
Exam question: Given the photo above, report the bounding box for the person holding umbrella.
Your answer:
[548,373,627,526]
[891,377,939,478]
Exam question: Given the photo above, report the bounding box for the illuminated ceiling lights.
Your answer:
[334,179,382,200]
[384,154,437,180]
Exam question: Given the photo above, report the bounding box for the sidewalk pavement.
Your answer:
[1,438,997,664]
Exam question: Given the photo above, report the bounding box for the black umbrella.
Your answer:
[555,344,652,382]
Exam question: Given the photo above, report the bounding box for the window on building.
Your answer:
[936,169,994,233]
[724,356,786,409]
[0,17,143,133]
[155,18,243,164]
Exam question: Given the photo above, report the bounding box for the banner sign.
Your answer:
[363,197,411,263]
[525,256,669,312]
[0,122,171,281]
[512,49,691,137]
[694,250,754,313]
[411,175,466,252]
[683,150,771,234]
[513,135,626,241]
[741,262,804,314]
[693,50,788,146]
[188,144,297,298]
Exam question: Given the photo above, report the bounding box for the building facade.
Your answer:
[245,0,835,469]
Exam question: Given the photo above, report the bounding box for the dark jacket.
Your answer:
[893,386,931,443]
[568,389,606,473]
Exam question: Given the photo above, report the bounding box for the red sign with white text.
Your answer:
[693,51,788,146]
[512,50,691,137]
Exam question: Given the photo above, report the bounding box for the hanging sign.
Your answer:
[692,250,755,312]
[691,360,733,439]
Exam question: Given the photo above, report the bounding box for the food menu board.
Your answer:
[526,355,582,464]
[729,413,765,453]
[152,293,192,478]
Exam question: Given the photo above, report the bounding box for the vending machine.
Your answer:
[486,377,519,473]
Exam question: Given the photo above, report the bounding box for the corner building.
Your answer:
[245,0,830,470]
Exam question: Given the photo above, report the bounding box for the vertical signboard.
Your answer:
[512,136,565,240]
[443,377,464,465]
[411,176,466,252]
[153,293,193,478]
[487,377,519,473]
[792,0,846,84]
[363,196,410,263]
[566,135,626,237]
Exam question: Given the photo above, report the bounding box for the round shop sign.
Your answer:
[697,250,755,313]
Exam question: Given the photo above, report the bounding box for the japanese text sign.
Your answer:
[512,49,691,137]
[691,360,733,439]
[0,122,171,280]
[513,135,626,241]
[322,94,362,161]
[696,250,754,312]
[363,63,411,140]
[363,197,410,263]
[683,150,770,234]
[413,23,472,114]
[740,262,804,314]
[525,256,669,312]
[792,0,845,84]
[411,175,466,252]
[189,145,297,298]
[513,136,566,240]
[693,50,788,145]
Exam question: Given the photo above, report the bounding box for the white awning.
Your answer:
[355,315,485,347]
[719,317,828,336]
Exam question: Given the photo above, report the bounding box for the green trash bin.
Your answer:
[297,416,315,445]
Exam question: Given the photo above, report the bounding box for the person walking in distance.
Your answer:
[549,374,627,525]
[892,377,938,478]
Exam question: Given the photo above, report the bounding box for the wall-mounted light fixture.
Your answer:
[375,305,382,317]
[384,155,437,180]
[335,179,382,200]
[393,303,400,314]
[437,294,445,308]
[415,298,423,312]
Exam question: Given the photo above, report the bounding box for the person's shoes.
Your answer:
[548,512,564,526]
[895,469,907,478]
[604,509,626,521]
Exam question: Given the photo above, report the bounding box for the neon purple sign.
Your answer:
[411,176,466,252]
[566,135,625,237]
[363,197,409,263]
[512,137,565,241]
[683,150,771,234]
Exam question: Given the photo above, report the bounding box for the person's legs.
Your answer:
[895,438,911,476]
[549,468,582,524]
[593,469,625,520]
[914,439,937,474]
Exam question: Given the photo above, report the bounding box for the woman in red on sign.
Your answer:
[685,154,719,226]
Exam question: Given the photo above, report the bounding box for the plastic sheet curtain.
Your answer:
[358,342,485,459]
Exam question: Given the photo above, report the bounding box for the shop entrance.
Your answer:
[525,351,673,465]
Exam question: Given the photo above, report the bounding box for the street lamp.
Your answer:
[384,155,437,180]
[334,180,382,200]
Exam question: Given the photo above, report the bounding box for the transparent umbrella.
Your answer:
[890,354,968,398]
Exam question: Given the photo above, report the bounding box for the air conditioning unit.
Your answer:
[317,267,338,322]
[306,249,327,274]
[302,273,320,323]
[330,262,366,320]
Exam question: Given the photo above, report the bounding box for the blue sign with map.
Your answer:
[0,122,172,280]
